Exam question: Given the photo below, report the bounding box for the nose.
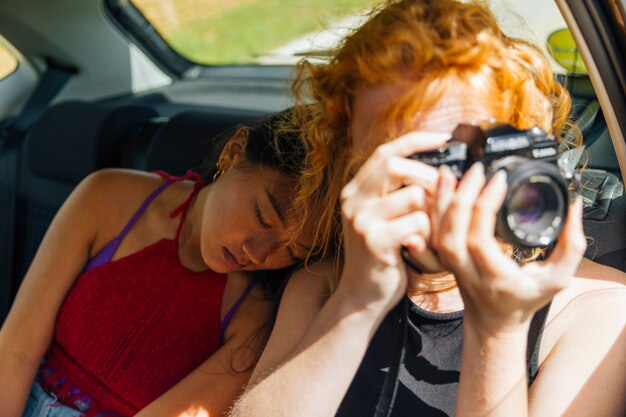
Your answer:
[241,234,280,266]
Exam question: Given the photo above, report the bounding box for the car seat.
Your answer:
[121,107,265,175]
[7,101,157,317]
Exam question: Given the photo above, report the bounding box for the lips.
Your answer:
[223,247,246,270]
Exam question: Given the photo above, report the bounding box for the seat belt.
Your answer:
[0,57,77,324]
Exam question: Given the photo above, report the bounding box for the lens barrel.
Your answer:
[491,157,569,248]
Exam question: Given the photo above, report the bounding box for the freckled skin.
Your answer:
[350,82,496,171]
[198,165,310,274]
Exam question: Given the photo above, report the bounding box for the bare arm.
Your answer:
[528,278,626,416]
[457,282,626,417]
[0,172,107,416]
[230,263,389,417]
[231,134,446,417]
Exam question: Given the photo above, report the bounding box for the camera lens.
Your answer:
[492,158,569,248]
[509,183,548,225]
[506,179,564,247]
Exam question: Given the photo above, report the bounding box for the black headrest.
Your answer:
[143,109,265,176]
[27,101,157,183]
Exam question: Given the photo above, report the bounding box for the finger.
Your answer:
[376,131,449,194]
[342,131,449,202]
[435,162,485,261]
[542,196,586,280]
[376,131,450,158]
[342,156,440,204]
[342,132,447,194]
[466,170,511,276]
[454,162,487,202]
[431,164,457,245]
[384,211,432,245]
[360,185,427,220]
[385,158,440,194]
[402,234,447,273]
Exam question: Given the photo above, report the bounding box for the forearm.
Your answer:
[0,346,40,417]
[456,320,530,417]
[230,288,388,417]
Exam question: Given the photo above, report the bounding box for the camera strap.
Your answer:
[372,246,424,416]
[373,295,409,417]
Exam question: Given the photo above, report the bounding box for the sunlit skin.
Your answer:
[225,0,626,413]
[0,115,319,417]
[176,131,313,275]
[350,80,500,160]
[197,165,311,274]
[341,81,624,416]
[227,80,625,416]
[349,81,497,311]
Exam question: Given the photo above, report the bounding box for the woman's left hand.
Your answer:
[431,162,586,335]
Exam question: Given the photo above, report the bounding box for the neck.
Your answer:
[407,270,464,313]
[176,184,209,271]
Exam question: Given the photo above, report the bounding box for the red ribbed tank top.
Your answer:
[38,172,228,416]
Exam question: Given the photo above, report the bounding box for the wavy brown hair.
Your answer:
[291,0,581,277]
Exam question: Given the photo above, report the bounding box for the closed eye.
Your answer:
[255,204,271,229]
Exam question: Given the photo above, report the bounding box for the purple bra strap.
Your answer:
[220,277,258,343]
[84,181,174,272]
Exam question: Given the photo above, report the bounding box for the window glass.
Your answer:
[0,41,18,80]
[125,0,580,70]
[129,0,378,65]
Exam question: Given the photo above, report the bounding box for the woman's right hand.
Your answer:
[338,132,448,311]
[429,164,586,334]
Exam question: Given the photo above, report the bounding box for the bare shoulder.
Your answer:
[553,257,626,313]
[248,260,338,383]
[283,259,337,304]
[540,258,626,363]
[78,168,169,211]
[31,169,162,248]
[531,262,626,414]
[80,169,193,250]
[576,257,626,285]
[243,260,336,339]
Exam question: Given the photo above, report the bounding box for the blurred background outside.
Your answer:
[0,0,575,81]
[131,0,377,65]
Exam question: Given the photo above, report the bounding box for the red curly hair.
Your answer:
[292,0,579,270]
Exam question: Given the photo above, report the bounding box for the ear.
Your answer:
[218,127,249,171]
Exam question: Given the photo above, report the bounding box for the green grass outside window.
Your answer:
[133,0,377,65]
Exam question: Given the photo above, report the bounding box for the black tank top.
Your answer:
[335,297,549,417]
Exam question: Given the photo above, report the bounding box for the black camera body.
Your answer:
[411,123,577,248]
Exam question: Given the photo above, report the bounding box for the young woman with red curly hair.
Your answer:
[229,0,626,416]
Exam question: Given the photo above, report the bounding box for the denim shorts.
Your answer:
[22,382,84,417]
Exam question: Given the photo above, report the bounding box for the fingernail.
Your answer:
[468,162,484,179]
[491,169,507,186]
[438,165,452,192]
[573,195,584,212]
[442,164,458,183]
[406,235,425,251]
[575,194,583,206]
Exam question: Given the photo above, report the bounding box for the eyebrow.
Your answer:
[266,189,313,254]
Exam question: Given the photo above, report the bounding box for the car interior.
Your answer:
[0,0,624,326]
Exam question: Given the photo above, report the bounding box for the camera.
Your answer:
[410,123,579,248]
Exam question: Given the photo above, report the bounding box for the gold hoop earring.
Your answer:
[212,162,224,182]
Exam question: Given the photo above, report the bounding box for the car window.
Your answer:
[107,0,584,73]
[120,0,378,66]
[0,39,18,80]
